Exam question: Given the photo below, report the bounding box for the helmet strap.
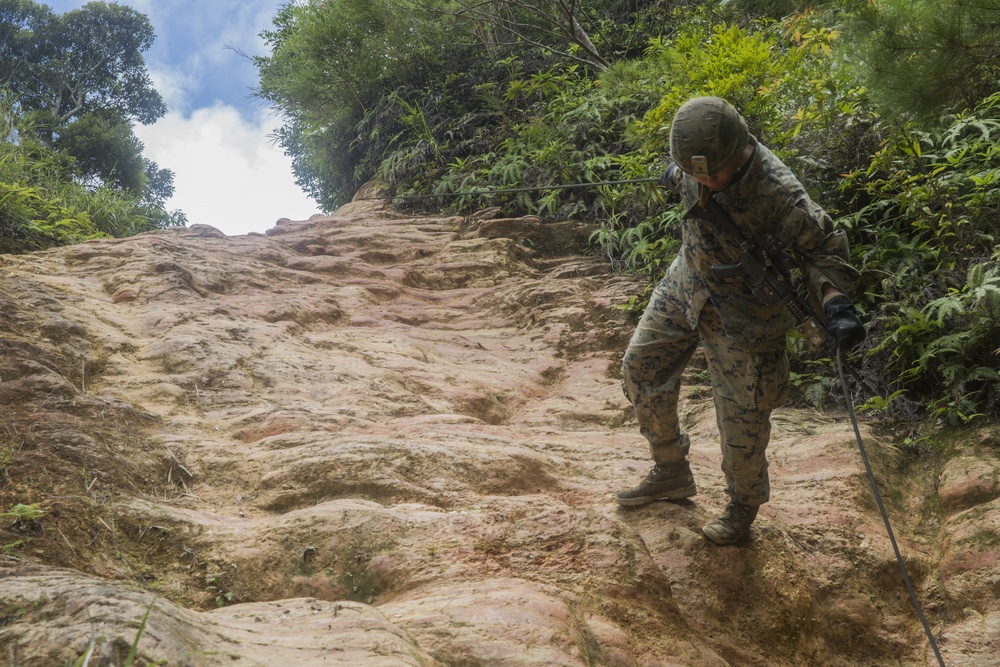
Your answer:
[697,183,712,208]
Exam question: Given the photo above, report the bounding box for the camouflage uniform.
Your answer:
[621,138,858,506]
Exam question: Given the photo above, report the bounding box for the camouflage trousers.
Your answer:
[621,281,789,506]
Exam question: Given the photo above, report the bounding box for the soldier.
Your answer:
[616,96,864,545]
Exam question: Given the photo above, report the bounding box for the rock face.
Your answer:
[0,200,997,666]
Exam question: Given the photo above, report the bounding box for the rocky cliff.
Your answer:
[0,199,997,666]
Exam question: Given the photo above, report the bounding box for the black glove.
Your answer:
[824,295,865,351]
[661,163,682,193]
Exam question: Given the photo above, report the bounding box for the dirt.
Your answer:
[0,199,997,666]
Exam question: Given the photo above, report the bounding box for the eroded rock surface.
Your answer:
[0,200,997,666]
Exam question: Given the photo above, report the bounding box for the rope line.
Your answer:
[836,348,946,667]
[355,177,661,201]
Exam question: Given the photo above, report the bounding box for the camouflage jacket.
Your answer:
[664,138,859,349]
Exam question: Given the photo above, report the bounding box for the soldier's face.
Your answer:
[693,161,739,191]
[692,143,754,191]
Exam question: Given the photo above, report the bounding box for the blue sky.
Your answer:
[44,0,319,235]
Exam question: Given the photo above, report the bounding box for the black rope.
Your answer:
[355,177,662,201]
[836,348,946,667]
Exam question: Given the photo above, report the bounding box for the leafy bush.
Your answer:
[842,91,1000,422]
[589,12,862,279]
[0,91,176,253]
[409,64,623,219]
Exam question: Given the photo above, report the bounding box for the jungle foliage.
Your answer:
[0,0,184,252]
[254,0,1000,425]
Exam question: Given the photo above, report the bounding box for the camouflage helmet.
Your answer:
[669,96,749,178]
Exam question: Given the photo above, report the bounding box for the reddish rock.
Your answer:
[0,202,993,666]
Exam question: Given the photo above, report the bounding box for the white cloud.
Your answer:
[135,104,320,236]
[46,1,316,235]
[148,64,198,113]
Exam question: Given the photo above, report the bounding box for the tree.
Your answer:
[0,0,166,133]
[53,111,147,193]
[846,0,1000,118]
[0,86,182,252]
[255,0,612,209]
[0,0,177,220]
[255,0,454,209]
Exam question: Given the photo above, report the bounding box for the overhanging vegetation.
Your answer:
[254,0,1000,426]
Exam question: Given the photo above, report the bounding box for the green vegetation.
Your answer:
[0,0,185,253]
[1,539,24,556]
[68,600,160,667]
[124,601,157,667]
[254,0,1000,426]
[205,574,235,607]
[1,503,44,521]
[1,502,44,535]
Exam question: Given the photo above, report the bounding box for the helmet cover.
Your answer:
[669,96,749,177]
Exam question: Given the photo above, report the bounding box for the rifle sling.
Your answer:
[688,188,754,249]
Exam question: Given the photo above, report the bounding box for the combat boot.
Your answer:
[702,499,758,545]
[615,462,696,507]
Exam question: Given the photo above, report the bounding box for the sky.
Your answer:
[45,0,321,236]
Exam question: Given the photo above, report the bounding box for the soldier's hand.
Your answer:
[824,295,865,351]
[661,163,682,193]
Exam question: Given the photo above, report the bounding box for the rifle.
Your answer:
[662,163,829,352]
